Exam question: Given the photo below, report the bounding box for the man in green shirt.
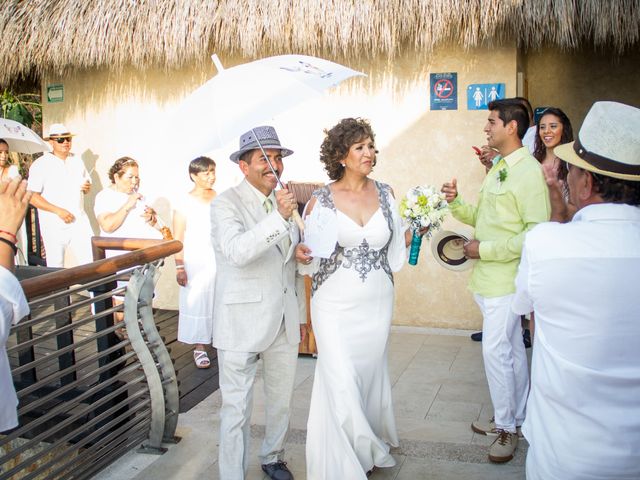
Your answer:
[442,99,550,463]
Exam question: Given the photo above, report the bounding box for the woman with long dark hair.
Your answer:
[533,107,576,221]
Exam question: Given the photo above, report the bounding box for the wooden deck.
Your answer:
[153,309,219,413]
[8,300,219,416]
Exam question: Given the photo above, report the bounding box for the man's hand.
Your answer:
[463,240,481,259]
[275,188,296,220]
[479,146,499,171]
[441,178,458,203]
[56,207,75,223]
[295,243,313,264]
[80,180,91,194]
[176,269,188,287]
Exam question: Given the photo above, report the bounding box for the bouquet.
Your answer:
[399,185,449,265]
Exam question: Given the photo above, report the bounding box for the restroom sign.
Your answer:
[467,83,505,110]
[430,73,458,110]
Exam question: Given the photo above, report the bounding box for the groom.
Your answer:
[210,126,306,480]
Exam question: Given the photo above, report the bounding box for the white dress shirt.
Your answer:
[0,266,29,432]
[513,203,640,480]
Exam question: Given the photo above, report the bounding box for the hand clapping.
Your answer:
[0,176,31,234]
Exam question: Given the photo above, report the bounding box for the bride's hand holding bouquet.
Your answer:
[399,185,449,265]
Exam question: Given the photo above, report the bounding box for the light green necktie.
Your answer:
[264,197,273,213]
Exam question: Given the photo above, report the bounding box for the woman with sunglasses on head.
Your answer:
[532,107,576,222]
[0,140,19,181]
[172,157,217,369]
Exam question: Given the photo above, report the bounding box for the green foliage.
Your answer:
[1,90,42,129]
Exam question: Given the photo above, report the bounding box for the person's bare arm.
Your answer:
[97,193,142,233]
[173,207,188,286]
[29,192,74,223]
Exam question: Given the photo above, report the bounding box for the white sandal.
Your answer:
[193,350,211,369]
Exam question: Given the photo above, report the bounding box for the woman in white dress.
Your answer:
[94,157,163,338]
[94,157,164,243]
[297,118,414,479]
[172,157,217,369]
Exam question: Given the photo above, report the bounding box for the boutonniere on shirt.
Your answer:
[497,167,508,184]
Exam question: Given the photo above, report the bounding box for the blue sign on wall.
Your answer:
[430,72,457,110]
[467,83,505,110]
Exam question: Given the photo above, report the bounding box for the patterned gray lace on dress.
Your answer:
[311,181,394,294]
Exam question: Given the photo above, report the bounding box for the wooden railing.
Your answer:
[1,238,183,480]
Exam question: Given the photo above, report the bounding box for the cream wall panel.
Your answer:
[42,46,518,327]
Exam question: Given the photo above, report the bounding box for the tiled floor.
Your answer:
[93,329,528,479]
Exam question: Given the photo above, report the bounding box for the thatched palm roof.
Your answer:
[1,0,638,85]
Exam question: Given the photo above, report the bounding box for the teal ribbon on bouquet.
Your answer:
[408,230,423,266]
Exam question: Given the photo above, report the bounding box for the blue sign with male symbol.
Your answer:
[467,83,505,110]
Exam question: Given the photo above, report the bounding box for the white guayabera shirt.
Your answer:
[512,203,640,480]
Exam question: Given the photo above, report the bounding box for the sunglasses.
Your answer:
[51,137,72,144]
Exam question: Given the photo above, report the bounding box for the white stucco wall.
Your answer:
[42,45,521,328]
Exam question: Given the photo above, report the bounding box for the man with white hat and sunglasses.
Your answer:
[210,125,305,480]
[512,101,640,480]
[28,123,93,267]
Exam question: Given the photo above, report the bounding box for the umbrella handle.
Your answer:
[291,209,305,233]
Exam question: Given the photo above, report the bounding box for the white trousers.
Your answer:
[217,323,298,480]
[40,217,93,267]
[474,293,529,432]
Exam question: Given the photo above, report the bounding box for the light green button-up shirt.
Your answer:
[449,147,550,297]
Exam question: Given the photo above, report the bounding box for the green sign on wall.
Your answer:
[47,84,64,103]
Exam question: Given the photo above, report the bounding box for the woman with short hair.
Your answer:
[172,156,217,369]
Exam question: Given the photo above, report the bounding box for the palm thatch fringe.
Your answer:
[0,0,638,84]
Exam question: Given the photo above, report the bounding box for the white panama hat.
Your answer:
[45,123,75,140]
[554,101,640,181]
[430,226,476,272]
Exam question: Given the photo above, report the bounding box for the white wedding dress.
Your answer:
[305,182,406,480]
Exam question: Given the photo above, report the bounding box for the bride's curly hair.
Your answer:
[320,118,376,181]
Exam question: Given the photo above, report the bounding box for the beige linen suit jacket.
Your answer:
[210,179,305,353]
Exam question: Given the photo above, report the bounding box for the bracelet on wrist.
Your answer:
[175,265,185,270]
[0,230,17,243]
[0,236,18,255]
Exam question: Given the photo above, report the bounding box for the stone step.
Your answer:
[249,425,528,466]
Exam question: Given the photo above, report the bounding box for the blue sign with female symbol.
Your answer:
[467,83,505,110]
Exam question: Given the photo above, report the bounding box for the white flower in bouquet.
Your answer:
[399,185,449,239]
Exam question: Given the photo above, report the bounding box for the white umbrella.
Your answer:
[173,54,365,159]
[0,118,50,154]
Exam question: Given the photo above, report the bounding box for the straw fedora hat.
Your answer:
[430,226,476,272]
[554,101,640,181]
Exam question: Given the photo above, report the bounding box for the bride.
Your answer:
[297,118,413,479]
